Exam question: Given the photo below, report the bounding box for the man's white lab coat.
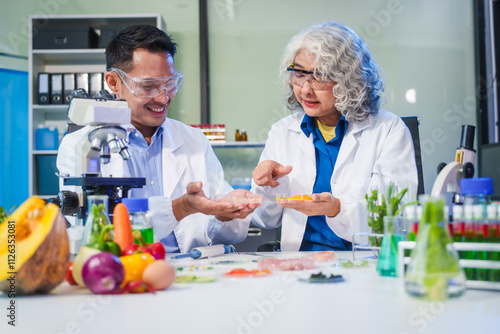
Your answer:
[57,118,250,252]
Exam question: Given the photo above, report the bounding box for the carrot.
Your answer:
[113,203,134,251]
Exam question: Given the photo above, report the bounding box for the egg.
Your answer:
[142,260,176,290]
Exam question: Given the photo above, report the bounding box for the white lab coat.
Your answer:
[57,118,250,252]
[251,109,418,251]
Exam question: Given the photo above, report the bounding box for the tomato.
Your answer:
[65,261,78,285]
[149,242,166,260]
[122,241,165,260]
[122,244,140,256]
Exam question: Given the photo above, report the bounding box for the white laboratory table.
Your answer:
[1,251,499,334]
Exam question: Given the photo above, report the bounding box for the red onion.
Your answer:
[82,252,125,294]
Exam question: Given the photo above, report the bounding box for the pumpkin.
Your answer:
[0,197,70,295]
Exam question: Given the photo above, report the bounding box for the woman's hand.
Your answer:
[277,192,340,217]
[252,160,292,187]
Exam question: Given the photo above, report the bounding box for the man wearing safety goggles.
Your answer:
[58,25,258,253]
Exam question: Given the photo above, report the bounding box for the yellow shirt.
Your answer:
[316,119,336,142]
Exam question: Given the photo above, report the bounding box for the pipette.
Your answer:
[175,244,235,259]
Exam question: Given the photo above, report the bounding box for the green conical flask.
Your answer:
[404,195,466,300]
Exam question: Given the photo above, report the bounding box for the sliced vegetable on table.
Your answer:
[225,268,272,277]
[0,197,69,295]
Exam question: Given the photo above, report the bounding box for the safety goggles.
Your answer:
[107,67,183,98]
[286,65,333,91]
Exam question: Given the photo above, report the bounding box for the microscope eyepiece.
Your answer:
[459,125,475,151]
[96,89,115,100]
[73,88,90,98]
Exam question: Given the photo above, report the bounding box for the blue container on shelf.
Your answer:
[35,126,59,150]
[36,155,59,195]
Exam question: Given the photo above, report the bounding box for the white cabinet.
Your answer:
[28,14,164,198]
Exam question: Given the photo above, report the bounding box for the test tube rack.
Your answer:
[191,124,226,142]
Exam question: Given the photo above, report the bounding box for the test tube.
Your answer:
[474,205,487,281]
[487,205,499,282]
[463,205,475,280]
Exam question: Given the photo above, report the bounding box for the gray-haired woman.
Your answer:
[250,22,418,252]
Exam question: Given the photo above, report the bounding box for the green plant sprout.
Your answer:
[365,182,417,246]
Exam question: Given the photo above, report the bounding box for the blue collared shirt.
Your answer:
[299,114,352,251]
[125,124,180,253]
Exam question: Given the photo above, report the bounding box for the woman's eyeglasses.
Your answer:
[286,65,333,91]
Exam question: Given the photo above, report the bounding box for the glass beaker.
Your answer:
[405,195,466,300]
[366,191,384,250]
[376,216,405,277]
[80,195,112,248]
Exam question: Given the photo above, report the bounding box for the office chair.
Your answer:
[401,116,425,195]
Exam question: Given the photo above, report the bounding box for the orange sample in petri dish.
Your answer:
[276,194,313,201]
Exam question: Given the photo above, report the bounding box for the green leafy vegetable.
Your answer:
[0,206,15,226]
[89,203,106,245]
[85,204,121,256]
[0,207,7,225]
[303,273,345,283]
[175,275,217,283]
[341,260,369,268]
[366,189,385,246]
[366,182,417,246]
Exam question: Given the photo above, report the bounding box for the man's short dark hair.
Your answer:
[105,24,177,71]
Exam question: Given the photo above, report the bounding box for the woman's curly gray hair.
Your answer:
[281,22,383,122]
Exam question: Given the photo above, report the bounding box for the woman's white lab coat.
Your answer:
[57,118,250,252]
[251,109,418,251]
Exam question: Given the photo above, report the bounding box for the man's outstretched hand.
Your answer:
[173,182,260,221]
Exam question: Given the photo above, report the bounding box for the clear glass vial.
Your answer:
[81,195,111,248]
[121,198,154,243]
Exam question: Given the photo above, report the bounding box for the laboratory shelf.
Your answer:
[33,150,58,155]
[28,14,164,197]
[211,141,265,148]
[32,49,107,62]
[33,105,68,113]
